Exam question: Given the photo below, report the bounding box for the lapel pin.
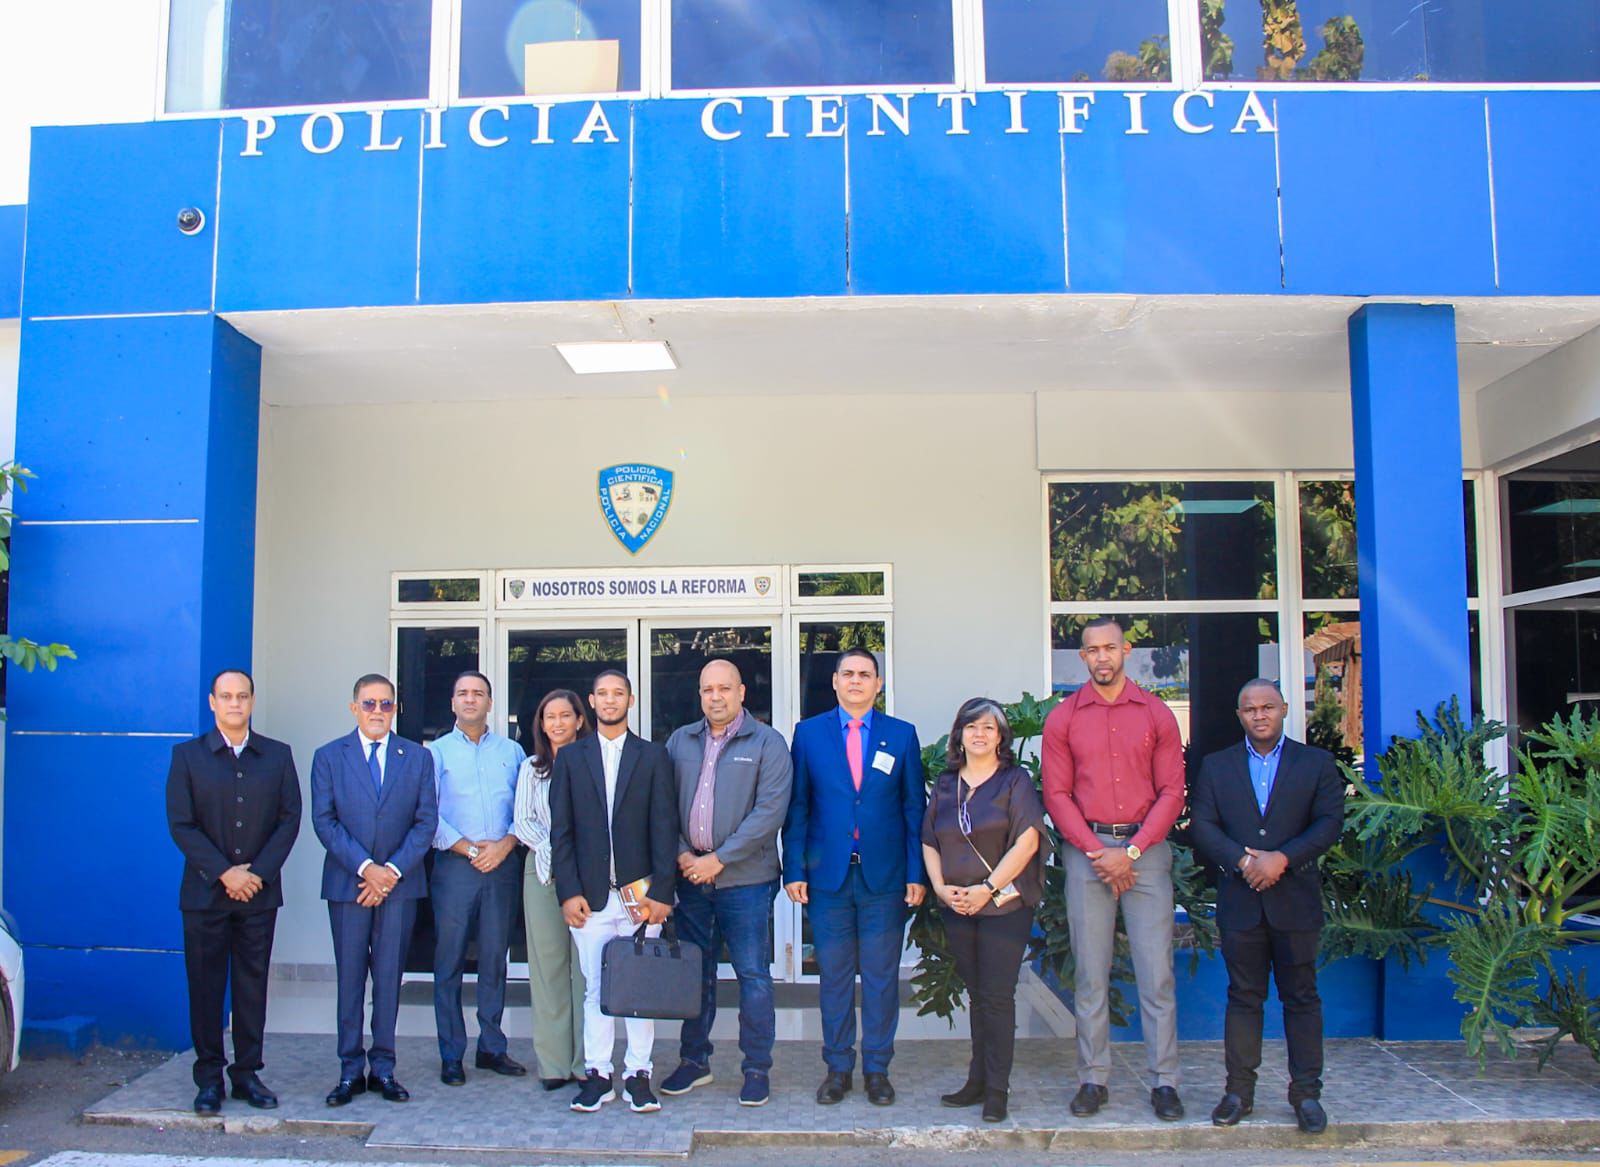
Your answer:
[397,748,404,756]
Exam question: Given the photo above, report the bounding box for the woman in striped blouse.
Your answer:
[513,688,593,1090]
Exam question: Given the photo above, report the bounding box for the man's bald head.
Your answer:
[699,658,746,731]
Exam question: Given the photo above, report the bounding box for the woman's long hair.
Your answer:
[943,697,1016,772]
[528,688,591,771]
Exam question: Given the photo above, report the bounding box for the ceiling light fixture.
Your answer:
[556,340,677,375]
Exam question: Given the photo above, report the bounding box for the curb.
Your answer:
[83,1109,373,1138]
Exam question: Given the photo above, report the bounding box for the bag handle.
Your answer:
[632,917,682,957]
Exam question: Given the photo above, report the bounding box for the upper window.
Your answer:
[668,0,955,90]
[1048,480,1277,604]
[1506,477,1600,594]
[1199,0,1600,84]
[165,0,434,113]
[984,0,1172,84]
[459,0,642,98]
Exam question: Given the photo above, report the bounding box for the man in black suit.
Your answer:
[1188,678,1345,1136]
[550,668,678,1115]
[165,668,302,1115]
[310,673,438,1106]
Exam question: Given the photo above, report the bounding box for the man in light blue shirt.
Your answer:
[427,670,526,1085]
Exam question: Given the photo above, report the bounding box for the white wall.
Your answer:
[253,390,1045,964]
[1476,322,1600,469]
[0,1,164,204]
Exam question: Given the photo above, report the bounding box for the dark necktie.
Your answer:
[368,740,382,795]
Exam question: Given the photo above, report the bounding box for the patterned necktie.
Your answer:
[368,740,382,795]
[847,719,864,791]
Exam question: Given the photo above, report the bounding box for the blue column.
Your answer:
[5,120,259,1047]
[1348,302,1472,1040]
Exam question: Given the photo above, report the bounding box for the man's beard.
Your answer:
[595,709,629,727]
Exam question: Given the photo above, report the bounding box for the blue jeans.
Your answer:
[674,878,778,1074]
[809,865,907,1074]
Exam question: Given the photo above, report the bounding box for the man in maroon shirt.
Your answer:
[1041,617,1187,1122]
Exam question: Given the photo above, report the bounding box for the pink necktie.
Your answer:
[847,719,864,791]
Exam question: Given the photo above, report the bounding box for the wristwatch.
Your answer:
[1125,844,1142,862]
[981,878,998,896]
[467,844,481,860]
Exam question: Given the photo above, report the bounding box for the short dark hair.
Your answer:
[835,647,880,676]
[592,668,633,695]
[210,667,254,696]
[944,697,1017,772]
[1237,677,1286,705]
[529,688,592,770]
[453,669,492,698]
[1080,616,1125,645]
[353,673,395,700]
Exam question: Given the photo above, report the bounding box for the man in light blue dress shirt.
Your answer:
[427,670,527,1085]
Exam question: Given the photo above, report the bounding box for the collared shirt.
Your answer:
[1245,734,1286,815]
[837,704,875,743]
[428,725,525,851]
[1040,679,1186,856]
[687,709,746,852]
[218,729,250,758]
[359,731,391,784]
[598,731,626,883]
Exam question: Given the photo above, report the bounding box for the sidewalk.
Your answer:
[84,1034,1600,1157]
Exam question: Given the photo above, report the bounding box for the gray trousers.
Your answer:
[521,861,586,1081]
[1064,837,1180,1089]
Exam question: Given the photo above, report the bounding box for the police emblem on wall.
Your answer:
[598,464,674,555]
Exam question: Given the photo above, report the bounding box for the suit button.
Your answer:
[236,796,244,804]
[1258,828,1267,836]
[236,771,244,779]
[234,848,242,855]
[235,820,243,828]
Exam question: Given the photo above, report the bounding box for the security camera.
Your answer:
[176,207,205,235]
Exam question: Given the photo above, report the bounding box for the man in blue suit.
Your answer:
[784,648,925,1106]
[311,673,439,1107]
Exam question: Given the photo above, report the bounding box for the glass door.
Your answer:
[501,622,640,748]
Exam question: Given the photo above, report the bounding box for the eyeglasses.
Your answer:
[359,698,397,712]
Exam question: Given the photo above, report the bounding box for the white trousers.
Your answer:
[570,890,658,1079]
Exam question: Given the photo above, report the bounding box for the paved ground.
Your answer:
[80,1035,1600,1157]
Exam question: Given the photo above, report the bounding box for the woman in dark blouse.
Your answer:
[921,697,1046,1123]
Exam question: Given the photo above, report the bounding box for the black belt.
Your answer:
[690,848,712,857]
[849,852,862,864]
[1088,820,1142,840]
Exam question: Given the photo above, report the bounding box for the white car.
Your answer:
[0,909,22,1074]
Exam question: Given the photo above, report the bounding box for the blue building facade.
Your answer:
[3,2,1599,1047]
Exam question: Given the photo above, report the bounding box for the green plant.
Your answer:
[0,462,75,684]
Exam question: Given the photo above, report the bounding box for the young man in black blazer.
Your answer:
[549,669,678,1114]
[165,668,301,1115]
[1188,678,1345,1135]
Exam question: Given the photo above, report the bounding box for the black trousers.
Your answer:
[182,906,277,1088]
[944,905,1035,1094]
[1220,920,1323,1104]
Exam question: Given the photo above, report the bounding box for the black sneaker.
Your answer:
[570,1070,615,1113]
[659,1060,713,1096]
[625,1071,661,1113]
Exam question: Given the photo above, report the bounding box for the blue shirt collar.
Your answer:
[837,705,874,734]
[1244,735,1286,763]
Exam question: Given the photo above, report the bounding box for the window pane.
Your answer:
[1464,479,1479,601]
[460,0,640,97]
[1050,612,1280,763]
[1304,610,1361,766]
[167,0,433,112]
[797,571,886,598]
[395,626,481,745]
[1300,480,1357,600]
[1199,0,1600,84]
[985,0,1171,83]
[649,626,773,740]
[670,0,954,89]
[796,621,887,720]
[396,576,482,604]
[1049,481,1276,604]
[1506,477,1600,594]
[505,627,629,752]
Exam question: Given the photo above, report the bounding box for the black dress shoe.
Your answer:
[1151,1085,1184,1121]
[325,1078,366,1107]
[440,1060,466,1086]
[1294,1097,1328,1134]
[541,1076,578,1091]
[193,1084,223,1115]
[1070,1083,1108,1116]
[368,1073,409,1102]
[230,1076,279,1110]
[864,1072,895,1106]
[1211,1092,1253,1126]
[982,1088,1009,1123]
[940,1079,985,1108]
[475,1050,528,1077]
[816,1070,852,1104]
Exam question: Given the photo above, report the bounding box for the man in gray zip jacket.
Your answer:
[658,659,794,1107]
